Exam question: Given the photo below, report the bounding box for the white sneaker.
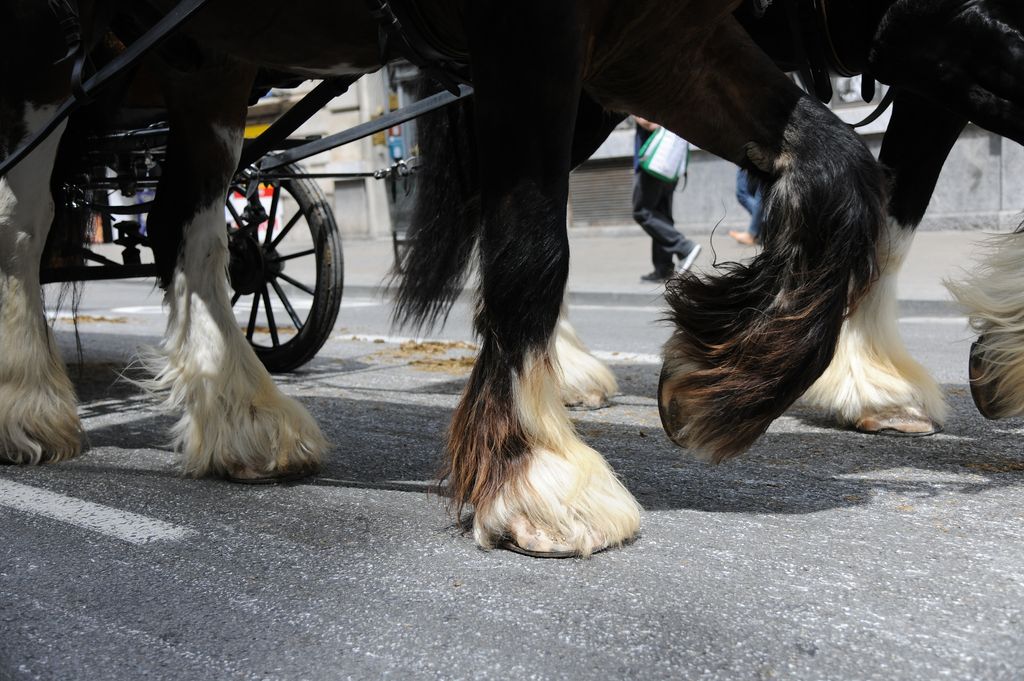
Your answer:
[676,244,701,273]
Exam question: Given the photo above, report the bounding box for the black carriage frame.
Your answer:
[34,0,474,371]
[41,76,470,372]
[0,0,473,372]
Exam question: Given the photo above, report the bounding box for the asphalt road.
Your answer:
[2,281,1023,680]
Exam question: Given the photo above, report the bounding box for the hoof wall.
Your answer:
[855,414,942,437]
[223,468,317,485]
[566,399,610,412]
[492,516,611,559]
[497,539,610,559]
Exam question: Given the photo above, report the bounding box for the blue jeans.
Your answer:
[735,168,764,239]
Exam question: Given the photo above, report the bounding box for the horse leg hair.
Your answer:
[613,19,887,461]
[552,95,625,410]
[441,2,640,556]
[805,92,965,434]
[140,59,325,479]
[950,231,1024,419]
[553,307,618,409]
[393,83,624,411]
[0,102,81,464]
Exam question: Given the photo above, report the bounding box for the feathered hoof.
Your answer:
[176,389,327,480]
[657,366,688,450]
[0,385,82,465]
[554,319,618,410]
[497,516,611,558]
[558,364,616,410]
[473,447,641,558]
[562,388,612,411]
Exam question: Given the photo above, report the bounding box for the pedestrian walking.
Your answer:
[729,167,764,246]
[632,116,701,282]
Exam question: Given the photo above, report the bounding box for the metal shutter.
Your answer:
[569,158,634,227]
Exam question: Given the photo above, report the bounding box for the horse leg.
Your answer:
[0,71,81,464]
[952,234,1024,419]
[553,95,624,410]
[446,2,640,556]
[885,5,1024,417]
[144,60,325,479]
[601,19,886,460]
[394,84,621,413]
[552,306,618,409]
[804,92,965,434]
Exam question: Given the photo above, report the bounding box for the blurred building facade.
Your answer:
[572,75,1024,234]
[254,73,1024,240]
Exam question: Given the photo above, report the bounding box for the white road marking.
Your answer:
[593,350,662,364]
[899,316,968,325]
[0,479,194,545]
[571,304,664,313]
[107,305,168,314]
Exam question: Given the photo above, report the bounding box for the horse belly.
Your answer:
[157,0,385,75]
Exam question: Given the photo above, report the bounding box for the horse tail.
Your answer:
[391,81,480,332]
[661,97,884,461]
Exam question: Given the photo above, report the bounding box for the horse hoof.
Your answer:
[854,412,942,437]
[223,466,318,485]
[469,445,640,557]
[969,339,1002,420]
[657,364,689,448]
[565,392,611,411]
[496,516,608,559]
[497,540,610,559]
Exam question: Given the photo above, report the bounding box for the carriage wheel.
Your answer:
[226,162,344,373]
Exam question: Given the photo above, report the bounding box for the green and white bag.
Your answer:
[638,127,690,183]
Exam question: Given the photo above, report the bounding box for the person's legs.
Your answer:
[632,171,698,275]
[730,168,762,245]
[734,169,759,214]
[747,177,764,240]
[650,239,674,274]
[633,173,673,277]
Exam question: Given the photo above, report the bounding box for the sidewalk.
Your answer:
[342,230,993,307]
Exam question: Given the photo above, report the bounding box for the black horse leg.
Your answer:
[554,94,625,410]
[443,2,640,556]
[804,91,966,434]
[875,1,1024,419]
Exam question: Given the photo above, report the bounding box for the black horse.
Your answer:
[737,0,1024,437]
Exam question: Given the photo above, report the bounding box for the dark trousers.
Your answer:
[632,170,693,272]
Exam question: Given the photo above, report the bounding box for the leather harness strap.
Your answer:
[47,0,90,104]
[782,0,834,103]
[47,0,82,65]
[364,0,468,95]
[776,0,894,128]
